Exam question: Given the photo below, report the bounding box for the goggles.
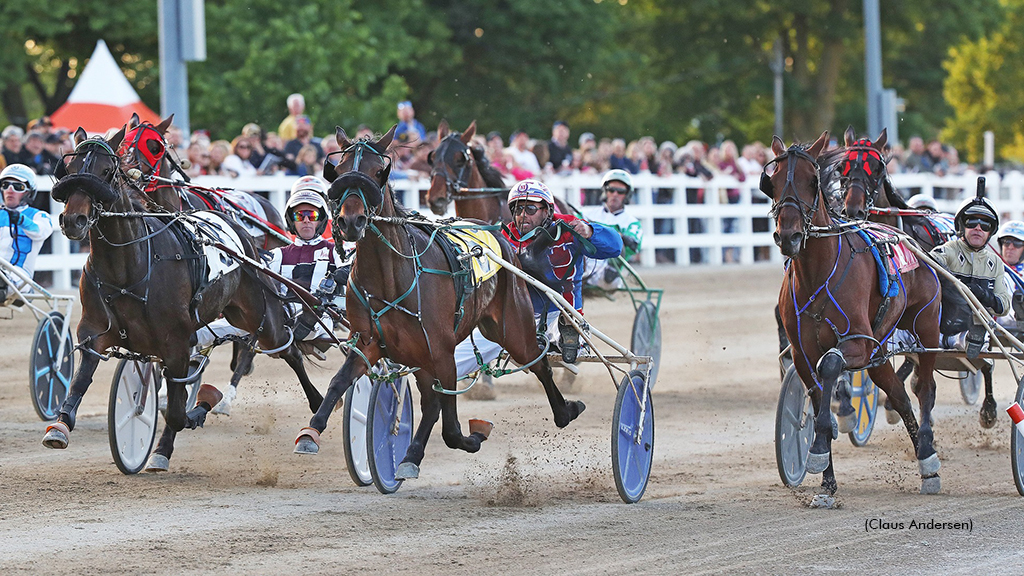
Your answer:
[1,180,28,192]
[1002,238,1024,248]
[512,204,544,216]
[291,209,322,222]
[603,186,629,195]
[965,218,994,232]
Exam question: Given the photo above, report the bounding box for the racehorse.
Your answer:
[121,113,290,251]
[765,131,944,496]
[41,126,324,470]
[293,125,586,480]
[835,126,997,428]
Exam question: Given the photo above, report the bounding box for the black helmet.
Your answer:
[954,196,998,235]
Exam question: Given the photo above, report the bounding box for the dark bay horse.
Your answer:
[836,126,997,428]
[765,132,944,497]
[293,126,585,480]
[41,126,323,470]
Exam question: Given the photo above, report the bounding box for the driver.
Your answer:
[582,169,643,290]
[0,164,54,303]
[930,196,1010,357]
[996,220,1024,333]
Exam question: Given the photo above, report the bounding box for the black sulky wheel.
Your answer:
[775,365,814,487]
[1011,376,1024,497]
[29,311,74,422]
[366,376,413,495]
[108,359,160,475]
[631,300,661,388]
[343,375,374,487]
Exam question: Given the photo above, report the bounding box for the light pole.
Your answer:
[770,38,785,138]
[158,0,206,135]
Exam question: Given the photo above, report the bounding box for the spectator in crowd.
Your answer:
[395,101,426,146]
[258,131,293,174]
[278,93,305,142]
[532,139,550,173]
[574,131,596,171]
[321,133,341,158]
[221,137,257,178]
[284,115,323,166]
[626,140,648,172]
[737,143,763,178]
[638,136,657,172]
[485,131,504,162]
[675,141,714,180]
[287,144,321,177]
[21,132,58,175]
[207,140,232,176]
[609,138,639,174]
[886,142,905,174]
[546,121,573,174]
[44,134,64,160]
[355,124,375,141]
[185,140,209,178]
[923,140,949,176]
[507,130,541,177]
[26,116,53,138]
[2,126,25,166]
[903,136,926,173]
[0,164,53,301]
[239,123,265,169]
[717,140,745,198]
[654,141,677,176]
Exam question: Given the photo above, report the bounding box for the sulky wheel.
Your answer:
[1012,376,1024,497]
[366,376,413,495]
[631,300,661,389]
[775,364,814,487]
[612,369,655,503]
[846,369,878,447]
[29,310,74,422]
[343,375,374,487]
[108,360,160,475]
[958,369,982,405]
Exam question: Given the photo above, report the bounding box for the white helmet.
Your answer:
[997,220,1024,244]
[0,164,38,206]
[600,169,634,204]
[907,193,937,211]
[507,179,555,210]
[286,176,330,235]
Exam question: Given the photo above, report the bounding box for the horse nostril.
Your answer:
[72,214,88,229]
[773,232,782,246]
[355,215,367,230]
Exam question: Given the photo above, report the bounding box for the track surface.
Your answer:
[1,266,1020,574]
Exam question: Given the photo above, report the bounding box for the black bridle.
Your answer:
[760,144,822,239]
[429,134,508,208]
[838,139,886,214]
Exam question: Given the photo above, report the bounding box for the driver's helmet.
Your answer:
[0,164,38,206]
[507,179,555,212]
[954,196,999,236]
[997,220,1024,246]
[600,169,634,203]
[907,193,937,211]
[286,176,330,236]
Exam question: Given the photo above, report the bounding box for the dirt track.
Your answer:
[1,265,1021,575]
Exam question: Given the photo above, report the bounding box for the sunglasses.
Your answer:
[236,144,251,150]
[1,180,27,192]
[291,209,321,222]
[512,204,544,216]
[1003,238,1024,249]
[604,186,629,195]
[965,218,993,232]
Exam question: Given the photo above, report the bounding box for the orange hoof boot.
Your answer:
[195,384,223,411]
[42,421,71,450]
[294,427,321,455]
[468,418,494,440]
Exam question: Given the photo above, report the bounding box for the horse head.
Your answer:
[426,120,477,216]
[121,113,175,181]
[840,126,888,221]
[325,124,396,242]
[761,131,829,258]
[51,126,129,240]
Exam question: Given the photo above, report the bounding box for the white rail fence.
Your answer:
[28,170,1024,290]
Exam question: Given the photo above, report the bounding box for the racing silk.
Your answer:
[268,235,344,294]
[0,205,54,282]
[505,213,622,314]
[931,237,1011,317]
[581,204,643,259]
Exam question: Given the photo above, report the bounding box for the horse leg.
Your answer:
[42,349,102,449]
[432,358,487,454]
[884,359,916,425]
[212,346,256,416]
[295,347,375,455]
[395,372,443,480]
[163,356,222,432]
[979,361,997,429]
[833,372,856,434]
[911,351,941,494]
[805,347,846,478]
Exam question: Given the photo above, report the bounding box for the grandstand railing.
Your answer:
[29,170,1024,290]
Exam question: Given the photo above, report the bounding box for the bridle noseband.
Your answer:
[762,145,821,238]
[327,141,391,220]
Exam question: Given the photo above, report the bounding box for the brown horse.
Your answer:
[836,126,997,428]
[765,132,944,497]
[293,126,585,480]
[41,126,323,471]
[426,120,513,224]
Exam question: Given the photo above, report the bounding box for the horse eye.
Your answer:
[427,151,434,165]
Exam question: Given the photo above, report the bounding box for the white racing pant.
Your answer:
[887,328,989,354]
[194,302,335,349]
[453,311,561,379]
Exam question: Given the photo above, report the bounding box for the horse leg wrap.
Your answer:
[59,393,84,432]
[918,453,941,477]
[816,349,846,382]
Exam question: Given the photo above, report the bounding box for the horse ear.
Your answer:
[874,127,888,151]
[108,125,127,150]
[460,120,477,144]
[156,115,174,134]
[129,113,141,130]
[844,125,856,146]
[808,130,829,158]
[376,124,398,152]
[336,126,352,148]
[438,119,450,140]
[771,135,785,156]
[74,127,88,147]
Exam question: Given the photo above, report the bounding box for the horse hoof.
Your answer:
[42,422,70,450]
[980,398,998,429]
[395,462,420,480]
[293,427,321,455]
[805,451,830,475]
[885,408,901,425]
[920,475,941,495]
[836,412,856,434]
[809,494,836,509]
[918,453,941,476]
[468,418,494,439]
[145,454,170,472]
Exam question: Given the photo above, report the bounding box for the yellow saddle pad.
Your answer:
[442,228,501,285]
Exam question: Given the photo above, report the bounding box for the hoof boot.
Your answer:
[920,475,941,494]
[395,462,420,480]
[918,453,941,476]
[145,453,170,472]
[42,421,70,450]
[806,451,830,475]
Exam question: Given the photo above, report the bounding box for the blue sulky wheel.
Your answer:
[612,369,655,503]
[29,311,74,422]
[846,369,878,447]
[366,376,413,495]
[1011,376,1024,497]
[775,365,814,487]
[108,360,160,475]
[343,375,374,487]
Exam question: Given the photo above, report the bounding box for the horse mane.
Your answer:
[471,146,507,190]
